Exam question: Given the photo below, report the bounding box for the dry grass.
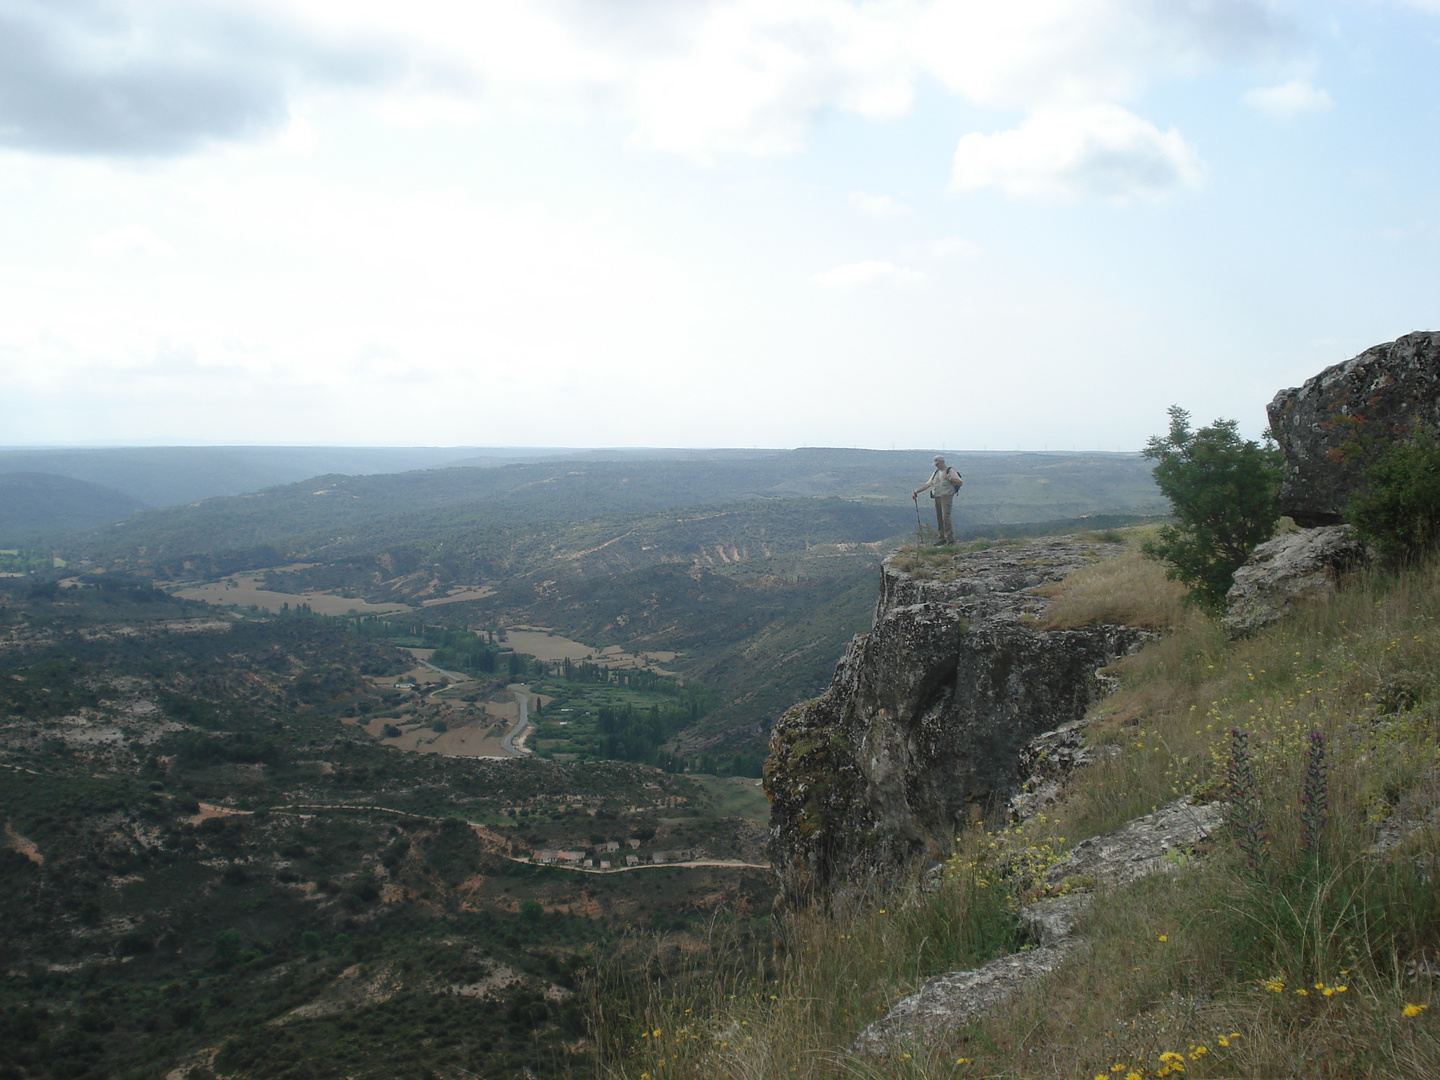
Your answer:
[588,855,1023,1080]
[1039,528,1188,631]
[592,551,1440,1080]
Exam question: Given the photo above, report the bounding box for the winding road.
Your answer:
[500,687,532,757]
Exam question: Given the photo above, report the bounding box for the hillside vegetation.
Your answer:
[0,579,773,1080]
[600,530,1440,1080]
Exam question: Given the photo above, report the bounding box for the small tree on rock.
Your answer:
[1142,406,1281,610]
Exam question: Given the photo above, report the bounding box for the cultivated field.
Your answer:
[174,573,411,616]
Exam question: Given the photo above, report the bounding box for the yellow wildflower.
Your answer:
[1158,934,1168,942]
[1403,1003,1428,1018]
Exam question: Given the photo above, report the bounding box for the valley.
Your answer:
[0,445,1165,1079]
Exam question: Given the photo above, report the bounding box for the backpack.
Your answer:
[930,467,963,496]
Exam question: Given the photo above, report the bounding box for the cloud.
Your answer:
[1242,78,1334,118]
[0,0,1304,168]
[90,225,176,259]
[0,0,406,157]
[848,191,906,217]
[291,0,1293,165]
[815,260,925,289]
[952,104,1206,203]
[915,0,1293,109]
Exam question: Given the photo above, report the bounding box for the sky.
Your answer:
[0,0,1437,452]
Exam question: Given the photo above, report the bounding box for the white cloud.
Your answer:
[1242,78,1333,118]
[815,260,925,289]
[848,190,906,217]
[0,0,1303,173]
[279,0,1292,164]
[915,0,1291,109]
[952,103,1206,203]
[90,224,177,259]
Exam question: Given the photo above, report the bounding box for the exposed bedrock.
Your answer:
[764,538,1153,909]
[1268,330,1440,527]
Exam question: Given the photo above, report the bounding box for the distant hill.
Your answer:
[0,445,1162,516]
[70,448,1162,564]
[0,472,146,543]
[0,446,535,508]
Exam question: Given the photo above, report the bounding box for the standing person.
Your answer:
[912,454,963,544]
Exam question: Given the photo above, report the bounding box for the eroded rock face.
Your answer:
[1222,525,1367,637]
[1268,331,1440,527]
[765,538,1153,909]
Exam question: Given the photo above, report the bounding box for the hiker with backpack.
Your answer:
[913,454,963,545]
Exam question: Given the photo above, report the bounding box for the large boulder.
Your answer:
[1268,331,1440,526]
[1222,525,1367,637]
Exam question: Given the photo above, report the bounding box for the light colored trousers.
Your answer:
[932,493,954,543]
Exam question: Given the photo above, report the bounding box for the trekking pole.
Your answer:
[913,493,922,544]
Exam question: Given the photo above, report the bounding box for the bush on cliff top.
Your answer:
[1142,405,1282,610]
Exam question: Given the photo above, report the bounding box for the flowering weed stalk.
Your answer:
[1300,730,1328,854]
[1226,728,1267,870]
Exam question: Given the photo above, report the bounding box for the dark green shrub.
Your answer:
[1347,427,1440,564]
[1142,406,1282,610]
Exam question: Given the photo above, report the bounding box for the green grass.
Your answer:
[592,551,1440,1080]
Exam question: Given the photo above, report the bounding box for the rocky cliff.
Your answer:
[1268,330,1440,526]
[764,537,1152,908]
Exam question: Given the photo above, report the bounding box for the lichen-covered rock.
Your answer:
[850,798,1223,1055]
[1222,525,1367,637]
[849,945,1071,1055]
[1268,331,1440,527]
[1041,798,1224,890]
[765,538,1153,909]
